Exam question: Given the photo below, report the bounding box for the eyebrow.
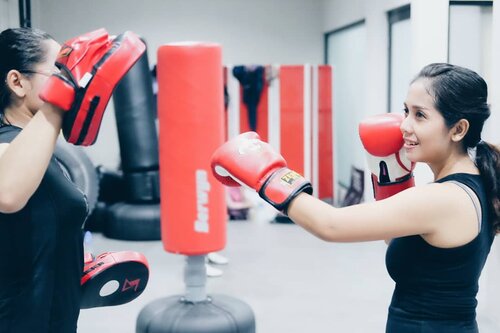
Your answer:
[404,103,429,110]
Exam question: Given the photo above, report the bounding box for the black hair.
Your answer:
[0,27,53,113]
[414,63,500,235]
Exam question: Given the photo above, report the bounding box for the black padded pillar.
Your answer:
[113,44,159,173]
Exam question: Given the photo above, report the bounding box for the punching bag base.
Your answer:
[104,202,161,241]
[136,294,255,333]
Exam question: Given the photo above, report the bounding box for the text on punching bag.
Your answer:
[194,170,210,233]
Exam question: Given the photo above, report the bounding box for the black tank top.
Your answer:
[386,173,495,323]
[0,125,88,332]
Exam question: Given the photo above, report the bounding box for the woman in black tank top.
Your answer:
[231,63,500,332]
[0,28,87,332]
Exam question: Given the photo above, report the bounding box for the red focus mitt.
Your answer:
[80,251,149,309]
[40,28,146,146]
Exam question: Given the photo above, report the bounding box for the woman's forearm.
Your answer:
[0,104,63,212]
[287,193,339,241]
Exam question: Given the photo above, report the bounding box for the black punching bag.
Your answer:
[112,43,160,202]
[104,42,161,240]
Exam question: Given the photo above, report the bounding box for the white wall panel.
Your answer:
[0,0,19,30]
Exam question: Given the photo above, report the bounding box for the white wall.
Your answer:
[449,5,493,83]
[0,0,19,31]
[28,0,323,168]
[32,0,323,66]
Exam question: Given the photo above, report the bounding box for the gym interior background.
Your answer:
[1,0,500,332]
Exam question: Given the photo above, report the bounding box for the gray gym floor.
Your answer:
[78,205,500,333]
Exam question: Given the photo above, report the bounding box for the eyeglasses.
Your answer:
[19,69,60,77]
[2,69,61,84]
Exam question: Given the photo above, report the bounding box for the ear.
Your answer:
[5,70,29,99]
[451,119,470,142]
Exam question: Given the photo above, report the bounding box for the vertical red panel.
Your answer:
[280,66,304,175]
[318,66,333,201]
[258,71,269,143]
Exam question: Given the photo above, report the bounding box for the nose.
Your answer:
[400,115,412,135]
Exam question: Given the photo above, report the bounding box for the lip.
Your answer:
[403,140,419,149]
[404,143,418,150]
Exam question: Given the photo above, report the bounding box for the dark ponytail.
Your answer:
[414,63,499,235]
[0,27,53,115]
[476,141,500,234]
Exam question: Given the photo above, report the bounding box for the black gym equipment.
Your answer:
[102,43,161,240]
[84,167,127,233]
[136,256,255,333]
[53,139,99,215]
[18,0,32,28]
[95,166,127,204]
[105,202,161,241]
[84,201,107,232]
[113,40,160,203]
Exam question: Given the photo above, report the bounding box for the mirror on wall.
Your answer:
[325,21,366,200]
[388,4,411,115]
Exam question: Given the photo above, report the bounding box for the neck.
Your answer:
[3,105,34,128]
[430,150,479,180]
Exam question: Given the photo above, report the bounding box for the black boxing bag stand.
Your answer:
[136,255,255,333]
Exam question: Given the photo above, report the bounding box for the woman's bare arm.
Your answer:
[0,104,63,213]
[286,184,455,243]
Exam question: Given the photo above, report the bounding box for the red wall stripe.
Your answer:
[318,66,333,200]
[280,66,304,175]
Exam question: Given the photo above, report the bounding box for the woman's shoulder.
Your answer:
[419,175,484,247]
[434,173,484,200]
[399,180,463,200]
[385,180,475,223]
[416,176,479,202]
[416,178,480,224]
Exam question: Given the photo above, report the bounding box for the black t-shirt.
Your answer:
[0,125,87,333]
[385,173,494,332]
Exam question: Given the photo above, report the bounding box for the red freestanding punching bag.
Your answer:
[157,42,226,255]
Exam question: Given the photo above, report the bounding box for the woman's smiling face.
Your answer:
[400,78,453,164]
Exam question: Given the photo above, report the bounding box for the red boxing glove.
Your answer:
[359,113,415,200]
[40,28,145,146]
[211,132,312,213]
